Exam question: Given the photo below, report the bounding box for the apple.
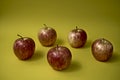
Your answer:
[91,38,113,62]
[68,26,87,48]
[47,45,72,71]
[38,24,57,46]
[13,34,35,60]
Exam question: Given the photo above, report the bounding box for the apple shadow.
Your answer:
[29,50,44,61]
[83,40,92,49]
[108,52,120,63]
[55,38,65,45]
[62,60,81,72]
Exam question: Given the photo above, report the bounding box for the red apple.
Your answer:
[91,38,113,62]
[38,24,57,46]
[47,45,72,71]
[68,26,87,48]
[13,34,35,60]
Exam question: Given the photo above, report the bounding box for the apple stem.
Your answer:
[56,44,59,50]
[57,44,58,48]
[76,26,78,29]
[43,24,47,27]
[17,34,23,39]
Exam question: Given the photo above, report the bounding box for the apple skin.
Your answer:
[91,38,113,62]
[13,36,35,60]
[68,27,87,48]
[47,45,72,71]
[38,25,57,47]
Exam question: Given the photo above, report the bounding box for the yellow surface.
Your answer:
[0,0,120,80]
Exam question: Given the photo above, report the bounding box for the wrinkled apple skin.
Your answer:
[13,37,35,60]
[38,27,57,46]
[91,38,113,62]
[68,28,87,48]
[47,46,72,71]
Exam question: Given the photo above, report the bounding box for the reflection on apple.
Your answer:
[68,26,87,48]
[38,24,57,47]
[91,38,113,62]
[47,45,72,71]
[13,34,35,60]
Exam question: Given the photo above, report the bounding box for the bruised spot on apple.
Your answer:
[38,24,57,47]
[91,38,113,62]
[68,26,87,48]
[13,34,35,60]
[47,45,72,71]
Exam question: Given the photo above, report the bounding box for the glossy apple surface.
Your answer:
[47,45,72,71]
[13,35,35,60]
[68,27,87,48]
[91,38,113,62]
[38,24,57,46]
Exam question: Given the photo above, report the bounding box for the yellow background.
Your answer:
[0,0,120,80]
